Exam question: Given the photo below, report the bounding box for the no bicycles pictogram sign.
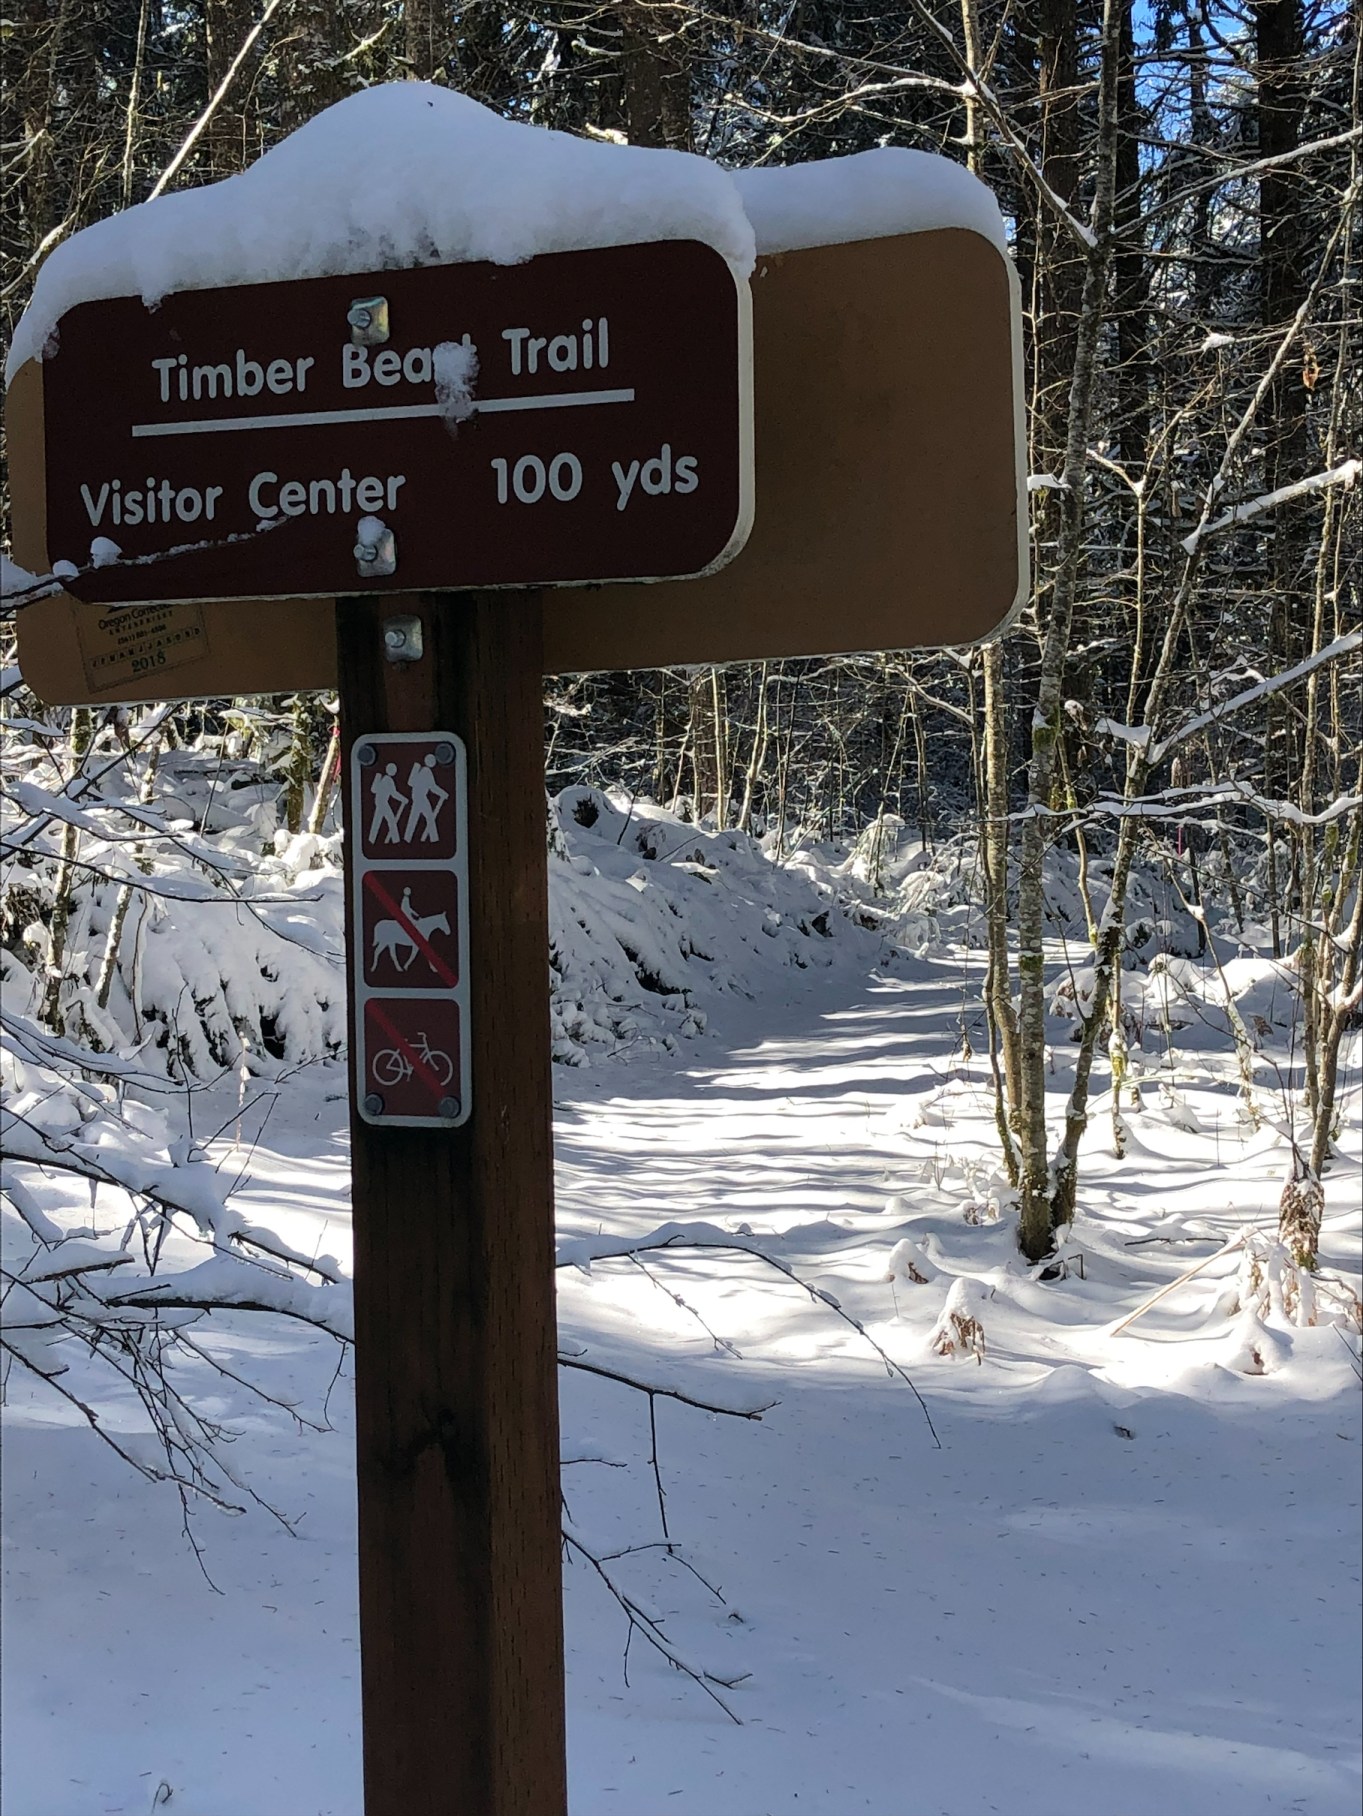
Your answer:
[349,731,470,1127]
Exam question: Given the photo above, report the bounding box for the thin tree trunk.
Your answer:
[962,0,1021,1186]
[735,662,770,835]
[283,693,328,837]
[39,707,93,1031]
[119,0,150,206]
[1016,0,1124,1259]
[619,2,692,152]
[95,732,163,1013]
[306,710,342,835]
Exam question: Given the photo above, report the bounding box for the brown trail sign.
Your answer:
[7,196,1024,1816]
[14,239,751,607]
[11,227,1023,703]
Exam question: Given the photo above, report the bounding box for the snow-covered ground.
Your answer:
[3,809,1360,1816]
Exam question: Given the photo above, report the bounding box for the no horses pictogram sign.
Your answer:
[349,731,470,1126]
[361,867,460,989]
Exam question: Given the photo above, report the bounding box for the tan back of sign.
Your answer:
[12,229,1024,704]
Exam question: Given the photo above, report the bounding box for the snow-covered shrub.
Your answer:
[547,787,884,1064]
[928,1276,990,1362]
[889,832,1228,960]
[2,717,345,1080]
[4,714,895,1090]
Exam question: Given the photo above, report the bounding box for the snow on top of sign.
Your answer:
[7,83,754,377]
[733,148,1007,257]
[9,88,1009,380]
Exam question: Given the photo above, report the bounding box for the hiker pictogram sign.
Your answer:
[359,739,459,859]
[350,731,470,1127]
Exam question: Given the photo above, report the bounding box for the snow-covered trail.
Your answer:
[3,955,1359,1815]
[556,958,1361,1815]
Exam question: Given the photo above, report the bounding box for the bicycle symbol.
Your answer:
[371,1031,455,1089]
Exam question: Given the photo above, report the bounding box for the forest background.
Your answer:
[1,0,1359,1259]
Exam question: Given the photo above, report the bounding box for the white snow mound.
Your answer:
[8,83,756,376]
[734,148,1007,256]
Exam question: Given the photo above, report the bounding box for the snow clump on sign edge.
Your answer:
[734,149,1007,257]
[7,83,756,377]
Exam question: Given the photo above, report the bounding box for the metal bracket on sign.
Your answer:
[381,615,423,664]
[356,524,398,580]
[348,295,389,346]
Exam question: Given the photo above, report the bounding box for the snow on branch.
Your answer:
[2,1107,348,1291]
[0,569,61,614]
[1180,458,1361,555]
[1091,781,1361,831]
[1,1170,338,1558]
[558,1352,773,1421]
[1,1005,187,1097]
[100,1256,353,1343]
[0,519,295,616]
[1093,716,1152,752]
[1143,125,1363,228]
[1148,629,1363,765]
[1084,633,1362,770]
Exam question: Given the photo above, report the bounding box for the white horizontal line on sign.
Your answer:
[129,388,637,439]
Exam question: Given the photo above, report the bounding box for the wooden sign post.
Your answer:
[338,592,565,1815]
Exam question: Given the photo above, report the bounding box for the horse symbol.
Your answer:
[370,903,451,973]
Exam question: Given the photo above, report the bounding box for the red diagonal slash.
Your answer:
[363,871,458,985]
[367,1001,454,1103]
